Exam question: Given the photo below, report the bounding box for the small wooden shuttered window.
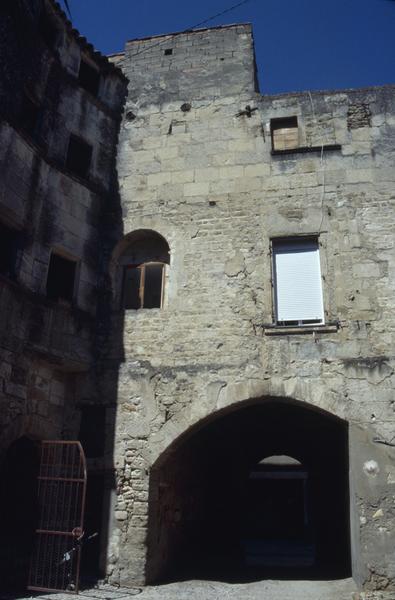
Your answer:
[123,262,165,309]
[272,237,324,325]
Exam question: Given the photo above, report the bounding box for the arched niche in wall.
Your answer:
[117,229,170,310]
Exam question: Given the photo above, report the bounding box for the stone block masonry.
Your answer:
[0,3,394,594]
[107,24,395,591]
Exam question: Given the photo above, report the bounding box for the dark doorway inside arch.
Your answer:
[147,400,351,583]
[0,437,40,592]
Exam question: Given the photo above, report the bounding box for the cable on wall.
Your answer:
[128,0,255,57]
[308,91,329,234]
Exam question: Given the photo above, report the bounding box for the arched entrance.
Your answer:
[0,437,40,591]
[147,399,351,583]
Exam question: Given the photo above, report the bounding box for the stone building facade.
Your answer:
[0,0,127,589]
[0,2,394,594]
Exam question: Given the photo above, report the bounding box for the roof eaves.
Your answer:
[48,0,128,81]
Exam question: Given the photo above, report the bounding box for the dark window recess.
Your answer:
[123,266,141,309]
[66,136,92,179]
[38,10,58,48]
[78,60,101,97]
[46,253,76,302]
[123,262,164,309]
[19,94,41,140]
[78,406,106,458]
[0,222,21,279]
[277,319,323,327]
[164,48,173,56]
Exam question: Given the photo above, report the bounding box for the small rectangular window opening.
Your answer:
[38,10,58,48]
[46,252,77,303]
[272,237,324,326]
[164,48,173,56]
[271,116,299,151]
[78,406,106,458]
[123,262,164,310]
[20,93,41,140]
[66,135,92,179]
[78,59,101,97]
[0,222,21,279]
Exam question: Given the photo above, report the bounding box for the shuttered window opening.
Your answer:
[123,262,165,309]
[272,238,324,325]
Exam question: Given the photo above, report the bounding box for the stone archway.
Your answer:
[146,398,351,584]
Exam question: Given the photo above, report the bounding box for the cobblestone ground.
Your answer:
[6,578,395,600]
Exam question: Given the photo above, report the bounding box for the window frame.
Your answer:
[19,92,42,143]
[122,261,166,310]
[270,236,325,327]
[77,57,101,98]
[0,221,23,280]
[270,116,299,152]
[45,249,79,305]
[65,134,93,180]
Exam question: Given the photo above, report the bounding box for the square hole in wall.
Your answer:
[271,116,299,151]
[66,135,92,179]
[164,48,173,56]
[46,252,77,303]
[78,58,101,97]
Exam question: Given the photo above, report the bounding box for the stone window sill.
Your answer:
[263,323,339,336]
[271,144,341,156]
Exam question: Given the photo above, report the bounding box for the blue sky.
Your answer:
[65,0,395,94]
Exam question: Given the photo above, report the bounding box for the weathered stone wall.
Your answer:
[1,5,394,591]
[108,25,395,590]
[0,0,126,475]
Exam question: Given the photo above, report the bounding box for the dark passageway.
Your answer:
[0,437,40,591]
[147,400,351,583]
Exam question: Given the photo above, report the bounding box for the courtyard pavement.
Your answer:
[6,577,394,600]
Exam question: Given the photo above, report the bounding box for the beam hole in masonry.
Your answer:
[164,48,173,56]
[46,252,77,303]
[147,399,351,584]
[126,110,136,121]
[66,135,93,179]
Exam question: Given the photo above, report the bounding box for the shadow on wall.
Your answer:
[77,175,127,586]
[0,437,40,592]
[82,225,171,584]
[146,398,351,584]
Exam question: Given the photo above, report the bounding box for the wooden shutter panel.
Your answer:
[123,266,141,309]
[273,238,324,324]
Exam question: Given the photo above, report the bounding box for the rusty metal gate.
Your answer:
[28,441,87,594]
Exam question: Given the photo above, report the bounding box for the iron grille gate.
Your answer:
[28,441,87,594]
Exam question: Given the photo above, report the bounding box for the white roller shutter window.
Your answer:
[273,238,324,324]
